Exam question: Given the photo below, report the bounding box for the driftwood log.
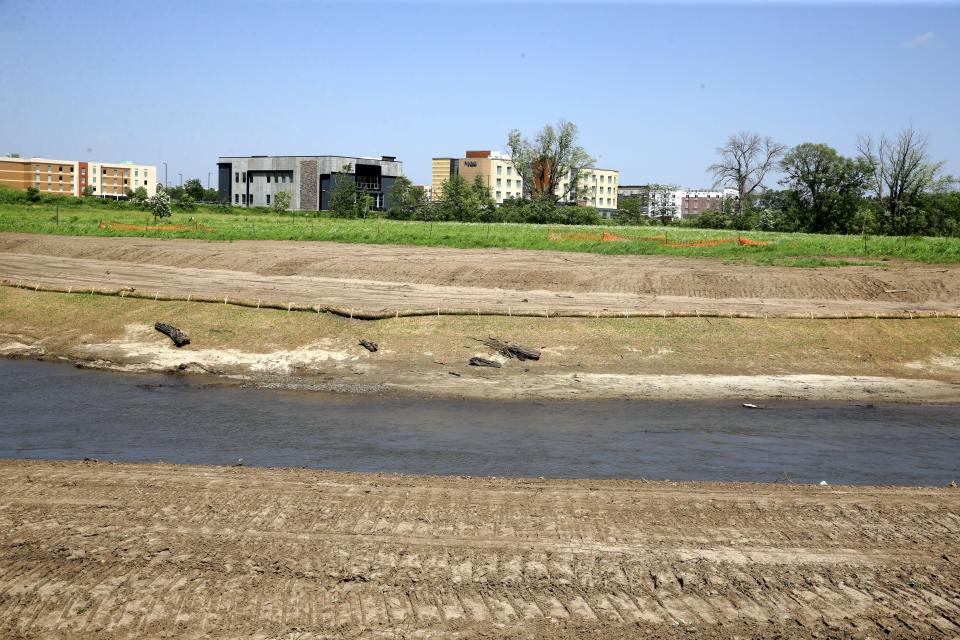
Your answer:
[469,356,501,368]
[478,337,541,361]
[359,339,379,353]
[155,322,190,348]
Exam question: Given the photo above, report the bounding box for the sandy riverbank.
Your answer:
[1,458,958,639]
[2,287,959,402]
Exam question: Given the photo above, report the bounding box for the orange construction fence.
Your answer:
[99,220,215,233]
[547,229,769,247]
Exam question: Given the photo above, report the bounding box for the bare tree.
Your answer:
[857,127,948,233]
[507,120,595,203]
[708,132,786,214]
[645,184,681,225]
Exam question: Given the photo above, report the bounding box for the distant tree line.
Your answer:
[630,127,959,236]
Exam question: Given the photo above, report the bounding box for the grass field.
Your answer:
[2,202,959,265]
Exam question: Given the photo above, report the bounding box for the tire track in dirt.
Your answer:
[1,459,958,639]
[2,233,958,315]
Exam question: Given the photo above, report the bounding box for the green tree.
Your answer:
[203,188,219,202]
[472,175,495,222]
[858,127,950,236]
[646,184,680,225]
[26,185,41,202]
[328,163,357,218]
[183,179,205,201]
[507,120,595,203]
[130,186,148,208]
[273,190,291,213]
[388,176,427,220]
[355,189,373,219]
[438,175,479,221]
[615,197,645,225]
[177,193,196,210]
[779,143,871,233]
[148,190,172,222]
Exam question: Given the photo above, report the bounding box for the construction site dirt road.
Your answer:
[1,459,958,639]
[2,233,958,317]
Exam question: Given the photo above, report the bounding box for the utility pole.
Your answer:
[207,172,212,189]
[163,162,168,188]
[178,173,183,188]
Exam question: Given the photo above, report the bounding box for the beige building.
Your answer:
[0,156,157,199]
[87,161,157,198]
[558,167,620,216]
[0,157,79,196]
[431,150,620,217]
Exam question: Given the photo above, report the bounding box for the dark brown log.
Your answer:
[506,341,540,361]
[154,322,190,348]
[479,337,541,361]
[359,339,378,353]
[469,356,501,368]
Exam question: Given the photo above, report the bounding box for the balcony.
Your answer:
[355,177,380,191]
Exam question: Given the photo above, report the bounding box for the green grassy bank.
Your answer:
[2,202,959,265]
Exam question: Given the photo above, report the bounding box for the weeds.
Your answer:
[2,203,959,264]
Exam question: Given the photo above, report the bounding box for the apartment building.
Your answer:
[557,167,620,218]
[217,155,403,211]
[0,157,78,196]
[679,188,738,217]
[432,150,620,217]
[87,161,157,198]
[0,156,157,199]
[618,185,737,220]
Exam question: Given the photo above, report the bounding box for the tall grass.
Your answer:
[2,203,959,264]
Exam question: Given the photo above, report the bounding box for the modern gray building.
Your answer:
[217,155,403,211]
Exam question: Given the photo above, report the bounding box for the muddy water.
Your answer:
[1,359,958,486]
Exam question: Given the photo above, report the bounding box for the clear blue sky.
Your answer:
[1,1,957,188]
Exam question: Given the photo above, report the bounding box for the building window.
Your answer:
[266,175,271,183]
[496,178,501,186]
[235,194,239,204]
[496,190,501,199]
[507,166,512,176]
[496,165,502,175]
[144,180,147,186]
[266,194,271,205]
[235,172,239,182]
[242,172,246,183]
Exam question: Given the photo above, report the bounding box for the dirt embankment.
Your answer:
[2,287,960,402]
[1,459,958,639]
[2,233,959,317]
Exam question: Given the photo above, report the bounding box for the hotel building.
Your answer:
[0,156,157,199]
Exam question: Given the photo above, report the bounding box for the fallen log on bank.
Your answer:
[154,322,190,348]
[469,356,501,368]
[359,339,378,353]
[478,337,541,361]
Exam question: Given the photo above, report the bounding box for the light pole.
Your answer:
[163,162,168,188]
[178,173,183,188]
[207,172,212,189]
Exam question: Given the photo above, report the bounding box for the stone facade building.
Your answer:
[217,155,403,211]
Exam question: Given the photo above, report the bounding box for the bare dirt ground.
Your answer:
[1,459,958,639]
[3,288,960,402]
[2,233,959,316]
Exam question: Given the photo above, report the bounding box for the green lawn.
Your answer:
[2,202,959,265]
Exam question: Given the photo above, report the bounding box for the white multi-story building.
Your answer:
[557,168,620,218]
